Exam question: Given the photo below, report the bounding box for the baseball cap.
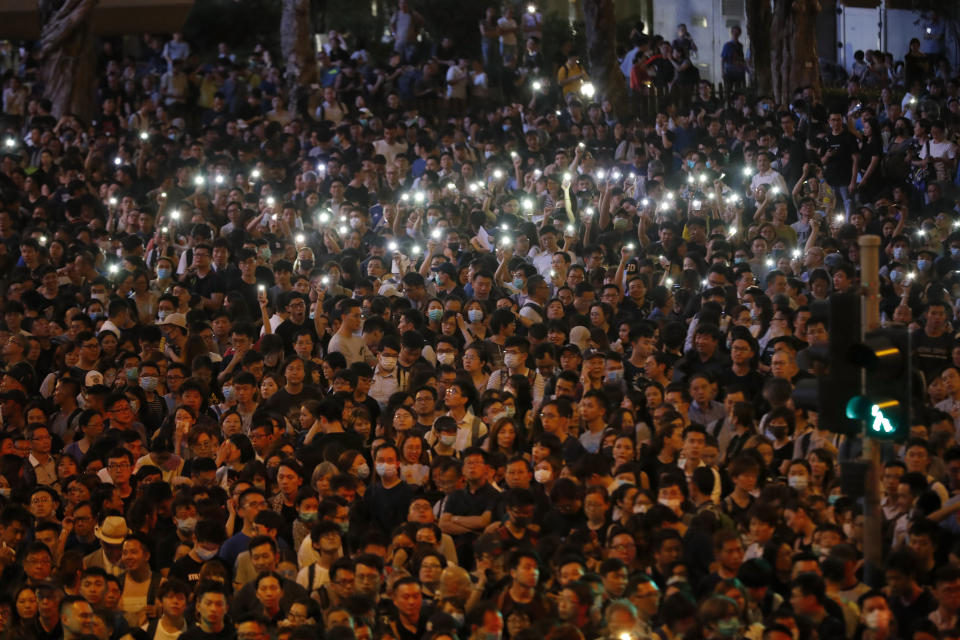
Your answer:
[433,263,457,279]
[84,370,104,388]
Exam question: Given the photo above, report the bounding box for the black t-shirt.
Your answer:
[912,329,954,378]
[264,384,324,417]
[169,554,207,590]
[275,318,318,354]
[180,625,237,640]
[187,270,226,301]
[820,131,859,186]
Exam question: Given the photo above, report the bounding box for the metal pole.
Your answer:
[859,234,883,586]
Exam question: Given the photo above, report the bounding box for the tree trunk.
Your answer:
[282,0,315,115]
[582,0,628,116]
[38,0,99,123]
[746,0,772,96]
[771,0,821,105]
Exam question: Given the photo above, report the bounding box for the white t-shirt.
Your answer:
[919,138,957,160]
[446,65,467,100]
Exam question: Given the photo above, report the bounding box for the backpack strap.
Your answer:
[471,416,482,445]
[308,563,317,592]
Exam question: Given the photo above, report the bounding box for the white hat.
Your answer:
[84,370,104,388]
[94,516,129,545]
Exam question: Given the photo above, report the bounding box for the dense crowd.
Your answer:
[0,3,958,640]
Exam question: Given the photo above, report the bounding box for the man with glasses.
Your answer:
[183,242,225,312]
[74,331,101,374]
[104,447,136,504]
[218,489,268,568]
[104,393,147,445]
[274,292,316,355]
[625,574,662,638]
[24,424,55,486]
[64,501,98,556]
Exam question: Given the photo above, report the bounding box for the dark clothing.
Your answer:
[169,553,206,590]
[820,131,860,187]
[357,480,415,535]
[889,588,937,636]
[912,329,953,378]
[180,625,237,640]
[263,384,324,416]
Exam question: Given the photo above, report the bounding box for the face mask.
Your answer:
[427,215,439,226]
[447,242,460,253]
[125,367,138,381]
[490,411,508,424]
[889,270,902,283]
[659,497,682,511]
[450,612,464,626]
[952,247,960,259]
[440,434,457,447]
[349,218,361,229]
[158,310,168,321]
[300,260,314,271]
[686,160,696,169]
[864,610,892,630]
[606,370,623,383]
[157,268,171,280]
[260,247,272,260]
[770,426,788,440]
[194,547,217,561]
[613,218,629,231]
[715,618,741,638]
[380,356,397,372]
[512,277,524,289]
[437,352,455,365]
[503,353,523,369]
[375,462,396,479]
[484,151,494,159]
[917,259,930,271]
[534,468,553,484]
[504,405,516,418]
[788,475,808,490]
[892,246,905,260]
[356,463,370,479]
[177,517,197,533]
[141,376,159,392]
[824,253,843,268]
[633,503,649,514]
[0,488,10,499]
[828,494,840,505]
[428,309,443,322]
[90,311,105,321]
[467,310,483,323]
[734,257,746,264]
[300,511,318,523]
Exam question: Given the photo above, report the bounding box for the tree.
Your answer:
[38,0,99,123]
[745,0,772,96]
[582,0,627,115]
[770,0,822,105]
[281,0,315,105]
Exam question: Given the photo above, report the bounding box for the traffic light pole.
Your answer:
[859,235,883,586]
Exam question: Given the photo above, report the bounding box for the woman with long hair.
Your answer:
[461,341,491,392]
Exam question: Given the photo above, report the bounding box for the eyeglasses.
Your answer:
[108,462,131,471]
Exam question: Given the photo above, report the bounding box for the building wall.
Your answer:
[653,0,747,86]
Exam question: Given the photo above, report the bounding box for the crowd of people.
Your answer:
[0,3,958,640]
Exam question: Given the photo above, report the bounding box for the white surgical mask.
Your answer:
[437,352,455,365]
[503,353,523,369]
[788,475,809,490]
[534,468,552,484]
[380,356,397,371]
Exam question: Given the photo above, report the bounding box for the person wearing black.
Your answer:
[180,580,235,640]
[819,109,860,220]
